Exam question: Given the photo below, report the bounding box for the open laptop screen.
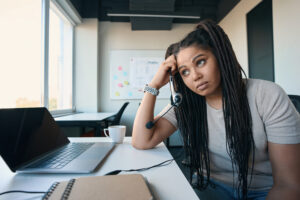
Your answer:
[0,107,69,172]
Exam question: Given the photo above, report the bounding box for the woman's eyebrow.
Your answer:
[178,54,205,70]
[178,65,186,71]
[192,54,205,63]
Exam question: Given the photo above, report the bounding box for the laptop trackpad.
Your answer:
[81,142,114,159]
[63,142,115,172]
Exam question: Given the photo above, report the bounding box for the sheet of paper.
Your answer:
[129,57,163,89]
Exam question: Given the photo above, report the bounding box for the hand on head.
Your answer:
[149,53,178,90]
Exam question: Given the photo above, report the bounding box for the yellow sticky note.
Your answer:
[115,92,120,96]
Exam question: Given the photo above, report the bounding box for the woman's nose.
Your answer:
[191,67,202,81]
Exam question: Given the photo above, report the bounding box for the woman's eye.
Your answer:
[196,59,205,67]
[181,70,190,76]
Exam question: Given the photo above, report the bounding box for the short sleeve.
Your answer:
[157,104,178,129]
[257,81,300,144]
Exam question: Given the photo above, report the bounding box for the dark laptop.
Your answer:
[0,107,115,173]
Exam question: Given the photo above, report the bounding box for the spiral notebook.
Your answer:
[42,174,154,200]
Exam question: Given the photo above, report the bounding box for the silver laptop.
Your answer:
[0,107,115,173]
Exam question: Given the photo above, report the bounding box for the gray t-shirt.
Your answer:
[159,79,300,190]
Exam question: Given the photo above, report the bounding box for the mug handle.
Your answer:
[103,129,109,137]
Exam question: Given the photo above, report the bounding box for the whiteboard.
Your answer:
[110,50,171,99]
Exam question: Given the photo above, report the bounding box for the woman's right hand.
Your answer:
[149,55,177,89]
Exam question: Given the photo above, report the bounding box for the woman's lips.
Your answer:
[197,82,208,90]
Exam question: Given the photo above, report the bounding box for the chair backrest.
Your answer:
[107,102,129,126]
[288,95,300,113]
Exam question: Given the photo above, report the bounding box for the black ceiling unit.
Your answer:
[129,0,175,30]
[69,0,240,30]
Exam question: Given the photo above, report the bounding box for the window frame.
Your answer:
[42,0,80,115]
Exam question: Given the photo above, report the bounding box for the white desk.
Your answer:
[55,112,116,121]
[0,137,199,200]
[55,112,116,136]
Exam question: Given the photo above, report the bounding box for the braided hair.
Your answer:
[171,20,255,199]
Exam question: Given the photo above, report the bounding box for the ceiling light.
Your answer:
[107,13,200,19]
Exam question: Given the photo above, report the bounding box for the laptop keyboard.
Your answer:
[30,143,94,169]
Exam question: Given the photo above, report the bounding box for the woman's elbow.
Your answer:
[131,140,153,150]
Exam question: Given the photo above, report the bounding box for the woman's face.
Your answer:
[176,45,222,98]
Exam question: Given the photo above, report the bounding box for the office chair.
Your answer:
[83,102,129,137]
[288,95,300,113]
[105,102,129,127]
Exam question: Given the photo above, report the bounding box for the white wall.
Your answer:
[219,0,300,95]
[218,0,262,76]
[98,22,195,135]
[75,19,99,112]
[273,0,300,95]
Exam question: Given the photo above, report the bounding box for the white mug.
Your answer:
[104,125,126,143]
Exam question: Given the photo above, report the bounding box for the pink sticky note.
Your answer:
[118,83,123,87]
[118,66,123,71]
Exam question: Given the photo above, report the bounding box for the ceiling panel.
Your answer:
[69,0,240,30]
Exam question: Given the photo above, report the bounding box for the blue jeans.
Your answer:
[194,178,269,200]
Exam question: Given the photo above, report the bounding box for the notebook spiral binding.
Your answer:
[42,179,76,200]
[42,182,60,200]
[61,179,76,200]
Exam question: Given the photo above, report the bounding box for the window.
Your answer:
[0,0,77,113]
[0,1,42,108]
[48,2,73,111]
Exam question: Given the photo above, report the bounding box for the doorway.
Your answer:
[247,0,274,81]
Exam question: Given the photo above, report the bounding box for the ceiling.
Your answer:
[69,0,240,30]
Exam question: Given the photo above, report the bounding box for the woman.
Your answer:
[132,20,300,200]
